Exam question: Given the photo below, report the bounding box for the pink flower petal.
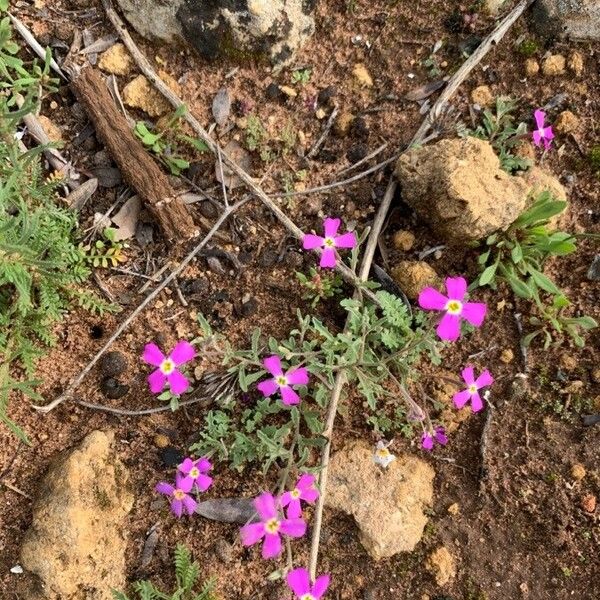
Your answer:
[280,491,292,507]
[176,473,193,493]
[262,533,282,559]
[323,217,341,238]
[148,370,167,393]
[182,494,198,515]
[240,522,265,546]
[461,366,476,386]
[263,355,283,376]
[470,392,484,412]
[544,126,554,141]
[142,342,165,366]
[319,247,337,268]
[418,287,448,311]
[257,379,279,397]
[421,433,433,451]
[475,369,494,389]
[155,482,174,496]
[285,499,302,519]
[534,109,546,130]
[254,492,277,520]
[167,370,190,395]
[461,302,487,327]
[445,276,467,301]
[286,367,309,386]
[334,231,357,249]
[532,130,542,146]
[280,386,301,406]
[171,498,183,518]
[169,340,196,365]
[279,517,307,538]
[301,487,319,503]
[297,473,316,490]
[195,473,213,492]
[178,457,194,474]
[312,574,331,599]
[435,427,448,446]
[302,233,325,250]
[196,457,211,472]
[437,312,461,341]
[453,389,471,409]
[287,568,311,597]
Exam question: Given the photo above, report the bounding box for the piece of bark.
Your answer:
[71,66,196,240]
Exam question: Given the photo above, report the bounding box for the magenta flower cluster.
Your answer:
[240,474,329,598]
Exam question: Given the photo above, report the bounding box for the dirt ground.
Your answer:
[1,1,599,599]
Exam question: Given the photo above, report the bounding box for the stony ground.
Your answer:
[0,1,599,599]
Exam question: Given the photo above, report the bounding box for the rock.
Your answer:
[500,349,514,364]
[591,366,600,383]
[334,111,355,137]
[325,441,434,559]
[519,166,567,203]
[159,446,184,467]
[212,538,235,563]
[581,493,596,513]
[531,0,600,41]
[391,261,439,300]
[568,51,584,76]
[447,502,460,515]
[20,431,133,599]
[484,0,507,14]
[199,200,218,219]
[37,115,62,143]
[588,254,600,281]
[554,110,580,134]
[524,58,540,76]
[240,296,258,317]
[100,377,130,399]
[265,82,284,101]
[280,85,298,98]
[347,144,368,164]
[353,63,373,88]
[542,54,566,76]
[122,74,172,117]
[98,43,134,76]
[559,353,578,371]
[470,85,493,107]
[392,230,416,252]
[304,196,322,216]
[396,137,530,243]
[426,546,456,586]
[99,351,127,377]
[154,433,170,448]
[318,85,337,106]
[570,463,586,480]
[115,0,316,65]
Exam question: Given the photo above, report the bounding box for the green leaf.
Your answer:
[508,275,533,299]
[478,263,498,286]
[527,267,561,295]
[522,330,542,347]
[564,316,598,330]
[514,198,566,227]
[510,243,523,263]
[0,0,9,11]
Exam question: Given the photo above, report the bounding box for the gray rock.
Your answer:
[114,0,317,65]
[588,254,600,281]
[531,0,600,41]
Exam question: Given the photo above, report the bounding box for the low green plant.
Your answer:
[0,8,115,440]
[81,227,128,268]
[291,68,311,86]
[589,145,600,175]
[459,96,532,173]
[134,105,209,175]
[296,267,344,307]
[518,38,538,57]
[112,544,217,600]
[474,191,598,347]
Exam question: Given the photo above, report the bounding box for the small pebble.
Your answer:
[304,196,322,216]
[351,116,370,139]
[581,493,596,513]
[240,297,258,317]
[317,85,337,106]
[352,63,373,87]
[554,110,580,134]
[100,377,129,399]
[160,446,184,467]
[570,464,586,481]
[99,351,127,377]
[347,144,368,164]
[559,353,577,371]
[334,111,355,137]
[265,82,283,101]
[199,200,218,219]
[567,51,584,76]
[500,349,514,364]
[392,230,415,252]
[447,502,460,515]
[470,84,494,107]
[542,54,566,76]
[212,538,235,563]
[259,249,279,267]
[524,58,539,77]
[154,434,170,449]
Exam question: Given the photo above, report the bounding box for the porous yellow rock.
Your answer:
[98,43,134,76]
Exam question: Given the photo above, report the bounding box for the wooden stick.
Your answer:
[100,0,378,303]
[33,197,249,413]
[308,0,534,580]
[71,66,196,241]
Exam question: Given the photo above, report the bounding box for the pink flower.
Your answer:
[421,426,448,451]
[142,340,195,395]
[532,109,554,150]
[418,276,487,341]
[280,473,319,518]
[257,355,309,406]
[155,474,198,517]
[240,492,306,559]
[178,457,212,492]
[286,567,330,600]
[302,217,357,268]
[453,366,494,412]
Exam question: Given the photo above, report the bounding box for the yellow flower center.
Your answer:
[189,467,199,478]
[290,488,301,499]
[468,384,478,394]
[265,518,280,534]
[376,448,390,458]
[276,375,288,387]
[324,237,335,248]
[160,358,176,375]
[173,489,186,500]
[301,595,315,600]
[445,300,463,315]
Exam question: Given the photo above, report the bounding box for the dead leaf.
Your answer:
[65,177,98,211]
[405,80,445,102]
[139,524,159,570]
[212,87,231,126]
[80,34,119,55]
[215,140,251,190]
[195,498,258,524]
[111,195,141,241]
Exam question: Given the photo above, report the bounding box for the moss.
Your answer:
[588,145,600,173]
[518,39,539,57]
